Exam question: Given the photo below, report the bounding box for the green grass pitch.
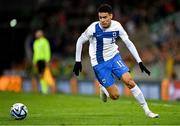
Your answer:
[0,92,180,125]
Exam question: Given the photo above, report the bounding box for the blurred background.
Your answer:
[0,0,179,100]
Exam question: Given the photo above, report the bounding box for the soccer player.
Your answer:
[73,4,159,118]
[32,29,56,94]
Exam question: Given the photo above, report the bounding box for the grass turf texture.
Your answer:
[0,92,180,125]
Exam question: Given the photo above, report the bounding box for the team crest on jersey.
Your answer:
[112,31,117,37]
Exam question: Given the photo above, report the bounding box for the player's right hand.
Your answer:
[73,62,82,76]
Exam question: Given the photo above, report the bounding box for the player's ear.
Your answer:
[110,13,113,19]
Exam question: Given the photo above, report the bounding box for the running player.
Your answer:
[73,4,159,118]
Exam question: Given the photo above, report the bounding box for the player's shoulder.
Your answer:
[41,37,49,42]
[111,20,122,27]
[86,21,99,32]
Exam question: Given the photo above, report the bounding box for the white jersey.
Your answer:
[75,20,142,66]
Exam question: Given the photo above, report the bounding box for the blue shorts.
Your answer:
[93,54,129,88]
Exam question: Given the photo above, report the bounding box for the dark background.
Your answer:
[0,0,179,79]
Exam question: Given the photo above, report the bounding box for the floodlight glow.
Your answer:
[10,19,17,27]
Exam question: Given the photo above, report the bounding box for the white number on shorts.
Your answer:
[117,60,125,67]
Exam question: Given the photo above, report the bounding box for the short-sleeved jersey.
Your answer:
[80,20,129,66]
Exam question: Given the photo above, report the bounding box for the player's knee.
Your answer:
[110,93,120,100]
[126,79,135,89]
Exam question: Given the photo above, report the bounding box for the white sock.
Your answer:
[100,85,109,97]
[130,85,150,113]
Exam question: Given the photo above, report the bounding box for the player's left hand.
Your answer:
[139,62,151,76]
[73,62,82,76]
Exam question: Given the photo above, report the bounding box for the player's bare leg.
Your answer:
[106,84,120,100]
[121,72,159,118]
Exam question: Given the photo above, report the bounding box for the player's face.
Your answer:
[98,12,112,28]
[35,30,43,39]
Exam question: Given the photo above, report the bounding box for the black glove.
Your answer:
[139,62,151,76]
[73,62,82,76]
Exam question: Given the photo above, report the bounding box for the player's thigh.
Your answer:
[93,63,114,87]
[37,60,46,74]
[112,55,129,79]
[121,72,136,89]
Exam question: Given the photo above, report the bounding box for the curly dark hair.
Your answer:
[97,4,112,14]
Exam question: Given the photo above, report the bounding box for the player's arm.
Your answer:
[73,32,89,76]
[44,39,51,64]
[118,23,150,75]
[121,35,141,63]
[121,36,150,75]
[32,41,37,65]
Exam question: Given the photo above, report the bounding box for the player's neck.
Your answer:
[99,21,112,31]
